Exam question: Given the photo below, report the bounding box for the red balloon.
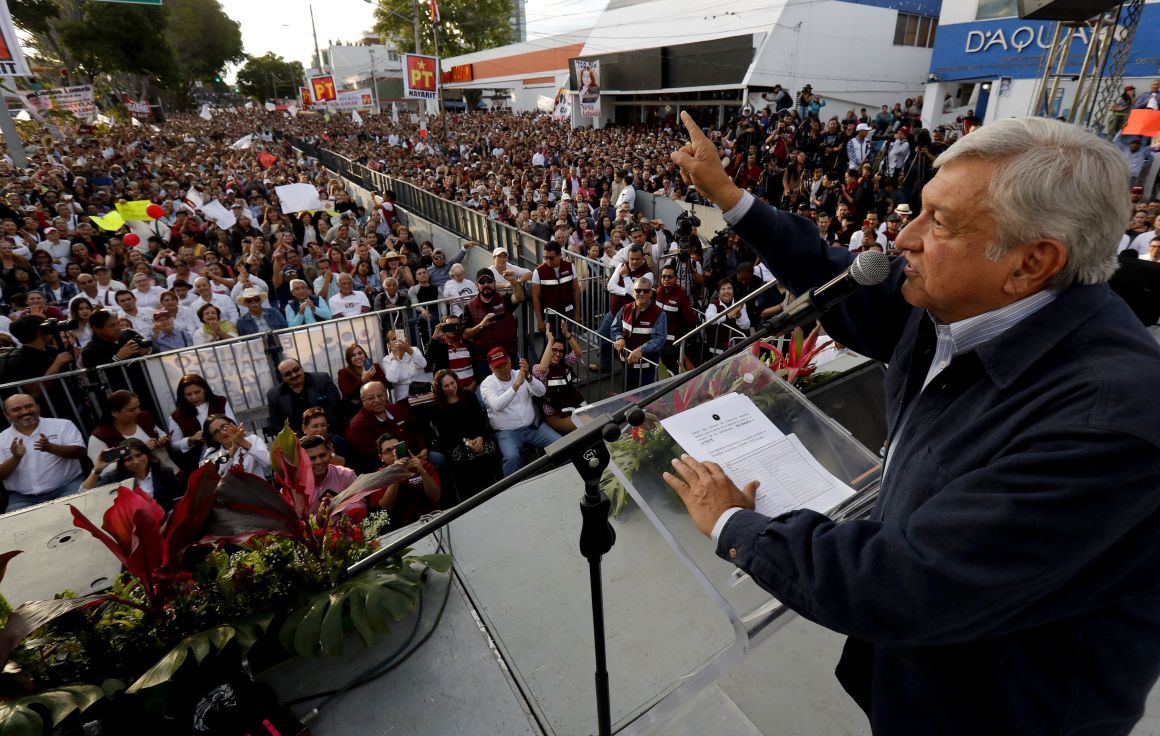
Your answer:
[123,233,140,246]
[146,204,164,219]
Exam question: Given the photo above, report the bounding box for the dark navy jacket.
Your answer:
[719,198,1160,734]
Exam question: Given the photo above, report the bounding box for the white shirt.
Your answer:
[614,184,636,212]
[480,371,547,431]
[87,425,178,472]
[487,263,531,288]
[382,349,429,399]
[442,278,478,317]
[0,418,85,494]
[1128,230,1155,255]
[131,285,165,310]
[328,290,371,317]
[201,433,271,477]
[117,307,155,335]
[192,292,239,322]
[167,400,236,453]
[848,230,888,252]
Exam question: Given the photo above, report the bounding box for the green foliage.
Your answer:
[235,53,306,103]
[166,0,245,86]
[0,681,122,736]
[371,0,514,57]
[126,614,271,694]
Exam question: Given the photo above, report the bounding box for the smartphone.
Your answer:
[100,445,131,463]
[363,357,373,371]
[394,440,408,458]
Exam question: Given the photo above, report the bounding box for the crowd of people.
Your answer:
[0,78,1155,517]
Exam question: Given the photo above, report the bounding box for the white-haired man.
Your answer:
[668,112,1160,733]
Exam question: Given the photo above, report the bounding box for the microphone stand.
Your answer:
[346,286,836,736]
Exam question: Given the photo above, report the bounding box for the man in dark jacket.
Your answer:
[667,112,1160,734]
[266,358,341,434]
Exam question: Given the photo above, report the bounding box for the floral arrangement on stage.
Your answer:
[0,427,449,735]
[601,327,837,513]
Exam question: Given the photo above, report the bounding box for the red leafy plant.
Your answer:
[754,325,833,384]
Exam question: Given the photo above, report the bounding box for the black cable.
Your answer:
[291,525,455,722]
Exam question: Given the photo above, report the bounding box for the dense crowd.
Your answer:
[0,82,1155,519]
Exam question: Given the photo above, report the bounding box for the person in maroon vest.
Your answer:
[613,277,667,390]
[531,324,585,435]
[593,245,653,372]
[530,241,581,341]
[655,263,699,372]
[166,374,234,475]
[344,381,443,473]
[704,278,751,359]
[424,314,477,390]
[462,268,524,378]
[88,390,176,472]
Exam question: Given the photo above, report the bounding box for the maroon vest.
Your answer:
[707,298,742,354]
[466,294,518,362]
[535,260,577,315]
[609,262,651,314]
[655,285,692,340]
[543,361,583,415]
[169,396,230,438]
[92,410,161,448]
[619,301,663,352]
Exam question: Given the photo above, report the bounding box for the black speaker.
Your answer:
[1017,0,1120,21]
[803,362,888,455]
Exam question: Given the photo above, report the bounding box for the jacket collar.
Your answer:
[972,283,1109,389]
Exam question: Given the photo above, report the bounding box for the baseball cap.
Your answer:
[487,346,509,368]
[856,123,872,132]
[492,247,508,257]
[476,268,496,282]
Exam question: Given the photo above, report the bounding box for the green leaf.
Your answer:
[0,683,109,735]
[290,595,330,658]
[318,591,347,657]
[125,618,260,694]
[410,553,452,573]
[126,641,190,694]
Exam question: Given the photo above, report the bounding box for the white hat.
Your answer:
[560,192,571,201]
[492,247,508,257]
[856,123,872,132]
[235,287,267,304]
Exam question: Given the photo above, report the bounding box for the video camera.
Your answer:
[675,210,701,261]
[39,318,80,337]
[117,329,154,353]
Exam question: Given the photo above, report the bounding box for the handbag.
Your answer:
[451,438,498,464]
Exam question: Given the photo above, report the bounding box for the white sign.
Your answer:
[330,88,374,112]
[18,85,96,117]
[0,0,31,78]
[573,59,601,119]
[275,182,324,214]
[200,199,237,230]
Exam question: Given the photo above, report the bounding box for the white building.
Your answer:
[921,0,1160,131]
[311,33,403,90]
[443,0,937,125]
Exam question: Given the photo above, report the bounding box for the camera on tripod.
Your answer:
[675,210,701,260]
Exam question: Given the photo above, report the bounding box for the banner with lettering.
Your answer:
[18,86,96,117]
[572,59,601,119]
[330,88,374,112]
[310,75,337,102]
[0,0,30,78]
[403,54,440,100]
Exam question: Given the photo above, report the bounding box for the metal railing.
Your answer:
[544,308,662,400]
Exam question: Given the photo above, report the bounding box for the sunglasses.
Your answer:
[477,277,495,284]
[634,288,652,294]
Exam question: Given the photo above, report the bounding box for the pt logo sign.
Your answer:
[403,53,440,100]
[310,75,337,103]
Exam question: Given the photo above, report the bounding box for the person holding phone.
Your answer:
[371,433,440,527]
[382,329,428,400]
[81,438,185,511]
[201,414,270,478]
[337,343,387,419]
[87,390,177,473]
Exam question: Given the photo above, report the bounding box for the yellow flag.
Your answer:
[115,200,153,221]
[90,211,125,232]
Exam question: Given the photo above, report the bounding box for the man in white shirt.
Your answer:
[487,247,532,289]
[190,276,239,322]
[94,266,126,303]
[479,347,560,476]
[848,219,888,252]
[114,290,156,335]
[37,227,72,269]
[130,272,165,310]
[614,173,637,212]
[328,273,372,317]
[0,394,87,512]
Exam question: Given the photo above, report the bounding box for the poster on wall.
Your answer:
[572,59,601,119]
[997,76,1012,97]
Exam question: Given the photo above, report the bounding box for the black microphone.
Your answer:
[764,250,892,335]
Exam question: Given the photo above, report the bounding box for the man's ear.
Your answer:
[1006,239,1067,297]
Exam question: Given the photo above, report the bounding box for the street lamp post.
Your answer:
[369,48,380,114]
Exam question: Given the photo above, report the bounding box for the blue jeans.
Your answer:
[426,450,445,469]
[495,424,562,476]
[6,473,86,512]
[597,311,618,369]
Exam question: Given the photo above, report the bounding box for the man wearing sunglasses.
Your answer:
[463,267,525,377]
[612,277,666,390]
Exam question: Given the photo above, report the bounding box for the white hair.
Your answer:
[934,117,1129,289]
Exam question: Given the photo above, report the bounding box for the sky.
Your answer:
[220,0,606,79]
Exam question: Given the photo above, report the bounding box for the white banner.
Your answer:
[573,59,601,119]
[18,85,96,117]
[0,0,30,78]
[551,88,572,123]
[275,182,324,214]
[329,88,374,112]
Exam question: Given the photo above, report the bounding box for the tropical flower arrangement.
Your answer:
[0,427,449,735]
[600,327,836,512]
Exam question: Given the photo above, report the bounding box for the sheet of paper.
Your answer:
[660,393,855,518]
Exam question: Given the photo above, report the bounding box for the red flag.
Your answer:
[429,0,440,23]
[1121,109,1160,138]
[258,151,278,169]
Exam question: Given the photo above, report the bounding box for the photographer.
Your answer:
[80,308,157,415]
[0,315,82,418]
[425,314,477,391]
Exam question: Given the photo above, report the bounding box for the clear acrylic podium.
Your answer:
[572,351,883,734]
[445,351,883,735]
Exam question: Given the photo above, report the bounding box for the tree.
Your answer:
[235,53,306,103]
[166,0,245,92]
[371,0,513,58]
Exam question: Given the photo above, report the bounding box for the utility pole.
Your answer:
[0,102,28,169]
[310,4,324,73]
[369,48,380,114]
[433,20,447,143]
[411,0,423,53]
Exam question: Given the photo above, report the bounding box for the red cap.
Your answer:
[487,347,509,369]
